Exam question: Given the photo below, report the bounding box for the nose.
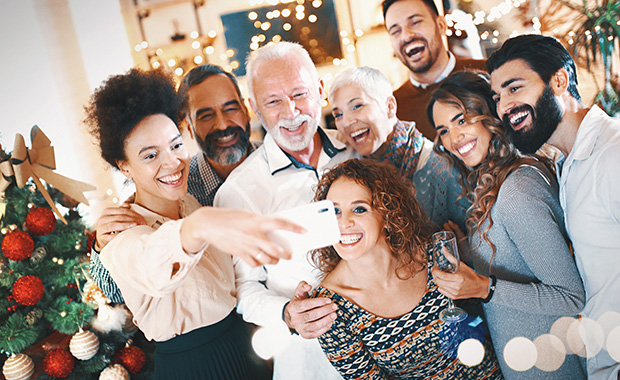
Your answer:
[341,111,355,129]
[338,211,354,230]
[497,97,514,120]
[281,97,299,119]
[162,148,181,166]
[213,110,228,131]
[402,24,418,41]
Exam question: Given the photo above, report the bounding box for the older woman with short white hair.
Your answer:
[329,66,469,232]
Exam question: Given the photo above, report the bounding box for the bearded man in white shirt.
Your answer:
[214,41,357,380]
[488,34,620,380]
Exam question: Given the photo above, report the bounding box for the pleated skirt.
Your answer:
[153,311,271,380]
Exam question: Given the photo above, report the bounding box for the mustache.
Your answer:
[206,126,248,141]
[276,114,313,129]
[400,37,427,51]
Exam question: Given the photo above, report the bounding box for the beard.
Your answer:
[198,125,250,166]
[503,84,563,154]
[261,113,320,152]
[399,37,435,74]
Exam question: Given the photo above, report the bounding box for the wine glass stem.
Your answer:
[447,298,455,310]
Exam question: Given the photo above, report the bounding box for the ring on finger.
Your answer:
[256,251,263,260]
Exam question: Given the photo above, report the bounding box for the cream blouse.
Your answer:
[100,194,236,341]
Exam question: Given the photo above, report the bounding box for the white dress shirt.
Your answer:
[558,106,620,380]
[214,128,358,380]
[100,194,236,342]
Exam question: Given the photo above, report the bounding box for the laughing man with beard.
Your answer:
[487,34,620,380]
[383,0,486,140]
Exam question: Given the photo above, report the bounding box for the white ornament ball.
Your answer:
[69,330,100,360]
[99,364,130,380]
[2,353,34,380]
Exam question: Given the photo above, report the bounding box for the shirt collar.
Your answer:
[264,127,345,175]
[408,52,456,89]
[566,106,605,163]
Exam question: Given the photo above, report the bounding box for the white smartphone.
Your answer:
[268,200,341,253]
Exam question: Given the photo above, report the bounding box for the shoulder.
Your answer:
[454,57,487,72]
[496,165,557,212]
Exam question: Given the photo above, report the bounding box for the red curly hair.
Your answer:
[312,158,433,280]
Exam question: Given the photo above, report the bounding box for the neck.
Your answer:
[283,132,322,168]
[369,120,397,159]
[410,50,450,85]
[134,193,181,220]
[338,246,401,289]
[547,96,589,157]
[207,149,250,180]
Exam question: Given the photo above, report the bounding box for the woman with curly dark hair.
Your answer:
[427,71,585,379]
[311,158,502,379]
[84,68,301,380]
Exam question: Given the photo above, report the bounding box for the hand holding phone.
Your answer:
[268,200,340,253]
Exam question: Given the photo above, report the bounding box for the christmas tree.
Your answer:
[0,129,153,380]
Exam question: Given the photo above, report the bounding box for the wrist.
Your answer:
[282,301,298,335]
[481,275,497,303]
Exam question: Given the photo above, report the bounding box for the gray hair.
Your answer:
[245,41,318,105]
[329,66,394,108]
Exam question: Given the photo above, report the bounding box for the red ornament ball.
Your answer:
[1,230,34,261]
[12,275,45,306]
[43,348,75,378]
[26,207,56,236]
[113,346,146,374]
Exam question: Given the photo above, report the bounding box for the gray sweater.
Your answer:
[470,164,586,380]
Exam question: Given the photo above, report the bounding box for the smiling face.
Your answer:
[187,74,251,166]
[384,0,447,75]
[490,59,563,153]
[117,114,189,211]
[331,84,396,156]
[250,55,323,153]
[326,178,388,262]
[432,101,492,167]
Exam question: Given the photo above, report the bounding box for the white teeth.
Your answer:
[159,172,182,183]
[340,234,362,244]
[510,110,529,125]
[405,42,424,55]
[216,134,235,143]
[457,140,476,155]
[350,128,368,139]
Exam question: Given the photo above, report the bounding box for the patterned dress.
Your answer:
[314,256,502,380]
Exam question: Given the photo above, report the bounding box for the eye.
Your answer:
[266,98,281,107]
[409,19,421,27]
[334,207,341,215]
[142,151,157,160]
[223,105,241,113]
[389,27,401,37]
[332,111,343,120]
[492,95,500,104]
[510,86,520,93]
[293,91,309,100]
[438,128,449,137]
[172,141,184,150]
[457,118,466,125]
[353,206,367,214]
[351,103,364,111]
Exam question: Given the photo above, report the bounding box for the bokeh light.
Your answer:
[504,337,537,371]
[251,324,291,360]
[533,334,566,372]
[457,339,485,366]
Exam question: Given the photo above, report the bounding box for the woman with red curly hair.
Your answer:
[311,158,502,379]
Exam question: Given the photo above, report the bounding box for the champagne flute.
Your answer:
[432,231,468,323]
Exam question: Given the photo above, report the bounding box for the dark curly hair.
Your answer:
[427,71,553,269]
[84,68,181,169]
[312,158,433,280]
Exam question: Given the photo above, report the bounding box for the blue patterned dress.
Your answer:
[314,253,502,380]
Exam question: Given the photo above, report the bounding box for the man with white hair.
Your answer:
[214,41,356,380]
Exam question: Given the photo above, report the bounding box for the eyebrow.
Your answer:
[388,14,422,32]
[138,134,182,156]
[451,112,463,122]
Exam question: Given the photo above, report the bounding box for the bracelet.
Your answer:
[481,275,497,303]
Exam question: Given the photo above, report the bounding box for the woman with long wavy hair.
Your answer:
[427,71,586,380]
[310,158,502,379]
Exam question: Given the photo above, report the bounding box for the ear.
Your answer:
[550,68,570,96]
[185,117,195,139]
[436,14,448,36]
[249,96,259,115]
[116,160,132,180]
[318,77,326,101]
[386,95,397,119]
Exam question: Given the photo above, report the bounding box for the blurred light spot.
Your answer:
[252,325,291,360]
[248,11,258,20]
[607,326,620,362]
[190,31,199,39]
[457,338,485,366]
[578,317,605,357]
[194,56,203,64]
[504,337,537,371]
[534,334,566,372]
